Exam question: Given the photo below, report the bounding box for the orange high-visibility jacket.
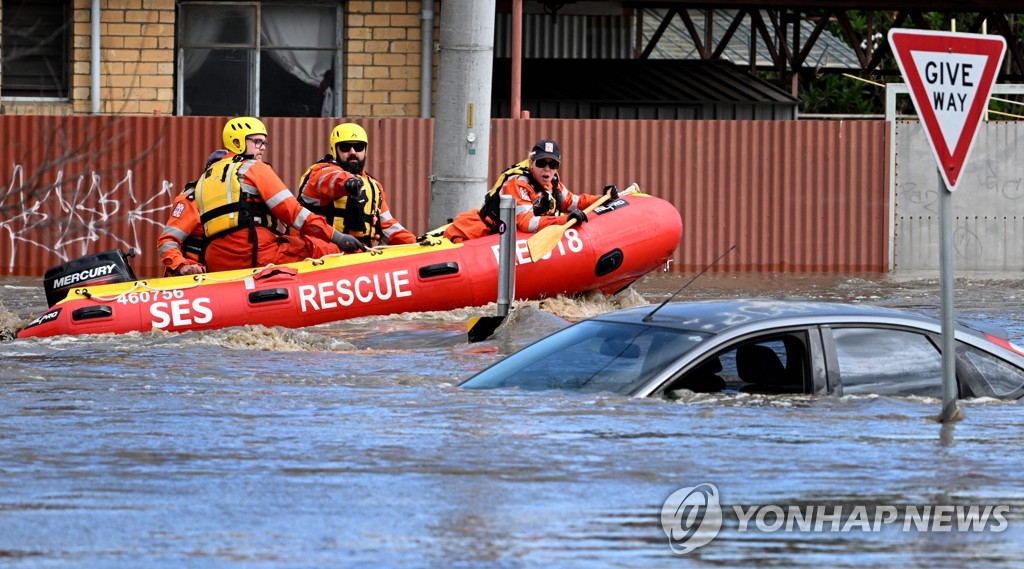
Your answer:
[298,157,415,246]
[444,166,601,242]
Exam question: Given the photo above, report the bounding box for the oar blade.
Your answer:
[527,223,571,262]
[468,315,505,342]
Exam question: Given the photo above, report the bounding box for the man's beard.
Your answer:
[341,157,365,174]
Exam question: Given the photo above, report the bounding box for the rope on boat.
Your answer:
[368,236,444,253]
[74,239,443,303]
[77,263,278,303]
[306,252,349,265]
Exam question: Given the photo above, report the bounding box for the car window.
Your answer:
[460,321,711,395]
[831,327,942,397]
[661,333,809,395]
[958,344,1024,398]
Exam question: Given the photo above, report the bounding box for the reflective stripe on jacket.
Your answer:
[157,185,206,274]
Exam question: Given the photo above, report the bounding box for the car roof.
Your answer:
[591,299,942,335]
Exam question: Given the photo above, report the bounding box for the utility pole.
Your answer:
[427,0,496,229]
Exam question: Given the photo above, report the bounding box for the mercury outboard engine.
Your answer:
[43,249,138,307]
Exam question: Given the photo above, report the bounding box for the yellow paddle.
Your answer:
[526,183,639,262]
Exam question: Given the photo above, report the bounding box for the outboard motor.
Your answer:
[43,249,138,307]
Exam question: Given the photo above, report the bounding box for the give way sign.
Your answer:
[888,29,1006,190]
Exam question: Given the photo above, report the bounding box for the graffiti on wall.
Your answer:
[0,114,203,276]
[1,163,176,272]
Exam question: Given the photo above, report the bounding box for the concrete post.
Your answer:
[427,0,496,229]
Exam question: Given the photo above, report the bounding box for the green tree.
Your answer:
[795,10,1022,116]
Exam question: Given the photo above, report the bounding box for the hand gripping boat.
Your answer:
[17,193,682,338]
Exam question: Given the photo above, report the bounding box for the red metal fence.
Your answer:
[0,116,888,276]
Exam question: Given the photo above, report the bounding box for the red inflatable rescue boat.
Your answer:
[17,194,682,338]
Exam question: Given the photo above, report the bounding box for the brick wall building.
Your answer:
[346,1,438,117]
[0,0,439,118]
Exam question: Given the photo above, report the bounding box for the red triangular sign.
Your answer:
[888,29,1006,190]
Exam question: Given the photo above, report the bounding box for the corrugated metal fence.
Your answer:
[0,116,889,276]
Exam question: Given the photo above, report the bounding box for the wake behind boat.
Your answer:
[17,193,682,338]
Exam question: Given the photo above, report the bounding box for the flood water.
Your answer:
[2,271,1024,567]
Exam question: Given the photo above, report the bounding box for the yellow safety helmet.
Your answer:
[330,123,368,160]
[222,117,268,154]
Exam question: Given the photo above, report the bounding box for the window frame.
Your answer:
[0,0,72,100]
[652,326,823,397]
[175,0,344,117]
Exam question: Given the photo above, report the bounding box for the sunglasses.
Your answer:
[246,137,268,149]
[535,159,559,169]
[338,142,367,153]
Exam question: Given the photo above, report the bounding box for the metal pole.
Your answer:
[91,0,101,114]
[427,0,496,229]
[938,171,961,422]
[466,195,516,342]
[420,7,434,118]
[497,195,516,317]
[511,0,522,119]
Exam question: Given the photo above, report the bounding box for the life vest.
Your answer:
[298,155,383,244]
[194,155,276,265]
[477,159,561,230]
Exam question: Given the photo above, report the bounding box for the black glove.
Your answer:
[567,209,588,225]
[332,231,367,253]
[343,176,364,196]
[603,184,619,200]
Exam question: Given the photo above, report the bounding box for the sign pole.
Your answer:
[937,172,960,421]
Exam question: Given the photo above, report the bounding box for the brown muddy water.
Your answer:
[2,271,1024,568]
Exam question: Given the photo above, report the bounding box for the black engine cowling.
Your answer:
[43,249,138,307]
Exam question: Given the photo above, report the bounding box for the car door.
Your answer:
[821,325,946,397]
[955,341,1024,400]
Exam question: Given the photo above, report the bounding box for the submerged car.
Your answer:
[460,300,1024,400]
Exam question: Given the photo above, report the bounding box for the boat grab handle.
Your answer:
[418,262,459,279]
[72,305,113,321]
[248,288,290,304]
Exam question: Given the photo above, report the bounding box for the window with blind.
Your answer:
[1,0,71,99]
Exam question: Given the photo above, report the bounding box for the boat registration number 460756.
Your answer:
[117,290,187,304]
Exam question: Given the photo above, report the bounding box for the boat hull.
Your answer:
[18,195,682,338]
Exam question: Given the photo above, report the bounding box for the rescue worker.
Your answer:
[297,123,415,247]
[195,117,365,272]
[443,139,618,242]
[157,149,229,276]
